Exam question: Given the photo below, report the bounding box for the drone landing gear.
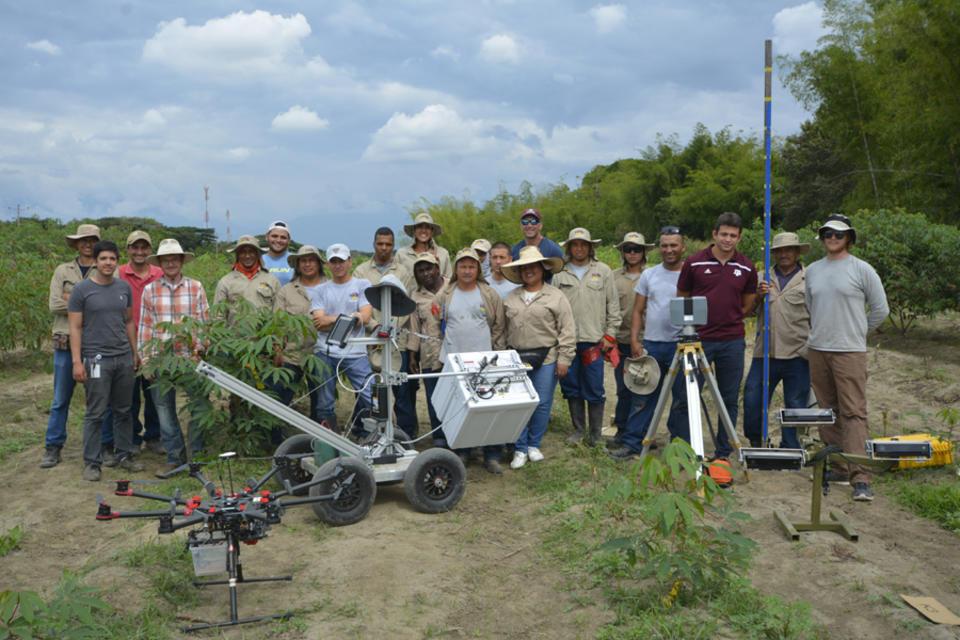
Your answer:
[184,531,293,633]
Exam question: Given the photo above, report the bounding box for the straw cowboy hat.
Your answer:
[147,238,195,265]
[770,232,810,254]
[500,245,564,284]
[286,244,325,269]
[616,232,655,250]
[818,213,857,244]
[560,227,602,246]
[403,212,443,238]
[622,356,662,395]
[65,223,101,249]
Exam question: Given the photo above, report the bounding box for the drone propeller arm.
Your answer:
[277,490,341,508]
[97,507,187,521]
[118,488,189,506]
[163,512,208,532]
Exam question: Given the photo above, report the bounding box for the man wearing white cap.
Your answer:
[743,232,812,450]
[262,220,294,286]
[118,230,164,455]
[310,243,374,434]
[805,214,888,502]
[214,235,280,324]
[138,239,210,475]
[41,223,107,469]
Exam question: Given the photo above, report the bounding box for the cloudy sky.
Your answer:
[0,1,826,248]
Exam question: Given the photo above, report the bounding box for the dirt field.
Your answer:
[2,314,959,639]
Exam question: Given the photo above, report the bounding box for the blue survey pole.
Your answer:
[762,40,773,444]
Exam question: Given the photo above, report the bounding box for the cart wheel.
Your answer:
[273,434,315,496]
[310,457,376,526]
[403,448,466,514]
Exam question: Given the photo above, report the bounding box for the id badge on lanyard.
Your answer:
[89,354,102,379]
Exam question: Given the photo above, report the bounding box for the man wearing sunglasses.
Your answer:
[511,208,563,261]
[805,214,888,502]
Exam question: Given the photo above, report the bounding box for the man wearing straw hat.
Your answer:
[273,245,326,422]
[610,232,655,442]
[806,214,888,502]
[742,231,812,451]
[118,230,164,456]
[138,239,210,475]
[407,252,449,448]
[354,227,418,440]
[397,212,452,279]
[41,223,108,469]
[553,227,621,447]
[214,234,280,323]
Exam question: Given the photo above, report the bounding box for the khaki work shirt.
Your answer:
[503,284,577,367]
[354,257,415,351]
[214,269,280,323]
[396,243,452,279]
[752,266,810,359]
[552,260,621,343]
[49,259,92,340]
[613,267,642,344]
[275,278,323,366]
[434,281,507,352]
[407,278,447,371]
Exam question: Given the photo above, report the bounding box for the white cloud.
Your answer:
[26,39,61,55]
[589,4,627,34]
[0,115,45,134]
[773,2,826,56]
[271,105,330,132]
[553,72,575,85]
[431,45,460,61]
[479,34,521,64]
[142,11,324,76]
[327,3,399,38]
[225,147,252,161]
[363,105,499,162]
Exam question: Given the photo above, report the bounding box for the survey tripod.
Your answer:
[637,307,744,474]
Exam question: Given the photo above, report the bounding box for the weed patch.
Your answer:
[880,467,960,533]
[0,525,23,558]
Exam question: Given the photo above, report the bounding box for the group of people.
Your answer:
[41,208,888,500]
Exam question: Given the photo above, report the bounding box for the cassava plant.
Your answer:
[141,300,327,457]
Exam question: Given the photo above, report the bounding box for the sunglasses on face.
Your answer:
[821,230,847,240]
[621,245,645,254]
[659,226,681,236]
[520,218,540,226]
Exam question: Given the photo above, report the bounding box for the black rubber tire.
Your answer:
[310,457,377,526]
[273,434,316,496]
[403,447,467,514]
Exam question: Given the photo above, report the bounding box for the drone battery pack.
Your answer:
[432,350,538,449]
[739,447,806,471]
[190,542,227,577]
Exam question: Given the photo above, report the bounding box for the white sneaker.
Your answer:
[510,451,528,470]
[528,447,545,462]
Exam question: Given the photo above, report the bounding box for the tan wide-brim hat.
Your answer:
[403,212,443,238]
[770,232,810,254]
[616,232,655,250]
[65,223,102,248]
[623,356,662,395]
[501,245,564,284]
[286,244,325,269]
[228,235,264,254]
[560,227,601,247]
[147,238,195,265]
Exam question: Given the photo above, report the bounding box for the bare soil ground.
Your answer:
[2,314,959,639]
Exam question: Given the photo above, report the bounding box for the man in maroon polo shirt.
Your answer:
[675,212,757,459]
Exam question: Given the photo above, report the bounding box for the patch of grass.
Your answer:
[0,428,37,462]
[123,539,198,608]
[880,467,960,533]
[0,524,23,557]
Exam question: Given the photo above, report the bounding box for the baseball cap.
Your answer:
[267,220,291,236]
[326,243,351,261]
[126,230,153,247]
[519,208,541,222]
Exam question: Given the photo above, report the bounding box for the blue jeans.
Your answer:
[394,351,419,440]
[422,367,444,446]
[44,348,109,448]
[315,354,373,431]
[515,362,558,453]
[621,340,685,452]
[151,384,208,464]
[673,338,745,459]
[612,343,633,429]
[742,357,810,449]
[131,375,160,445]
[559,342,605,403]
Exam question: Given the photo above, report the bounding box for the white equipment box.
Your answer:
[432,350,539,449]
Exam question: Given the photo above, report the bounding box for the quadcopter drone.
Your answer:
[95,452,356,633]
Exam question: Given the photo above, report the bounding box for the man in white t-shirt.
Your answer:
[487,241,520,299]
[610,227,688,458]
[310,243,374,434]
[262,220,294,286]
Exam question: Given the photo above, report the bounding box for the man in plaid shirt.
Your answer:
[138,239,210,475]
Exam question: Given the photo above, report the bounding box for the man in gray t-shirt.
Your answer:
[611,229,687,458]
[68,240,142,480]
[805,215,888,502]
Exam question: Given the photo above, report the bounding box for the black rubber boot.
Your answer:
[587,402,605,446]
[566,400,586,444]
